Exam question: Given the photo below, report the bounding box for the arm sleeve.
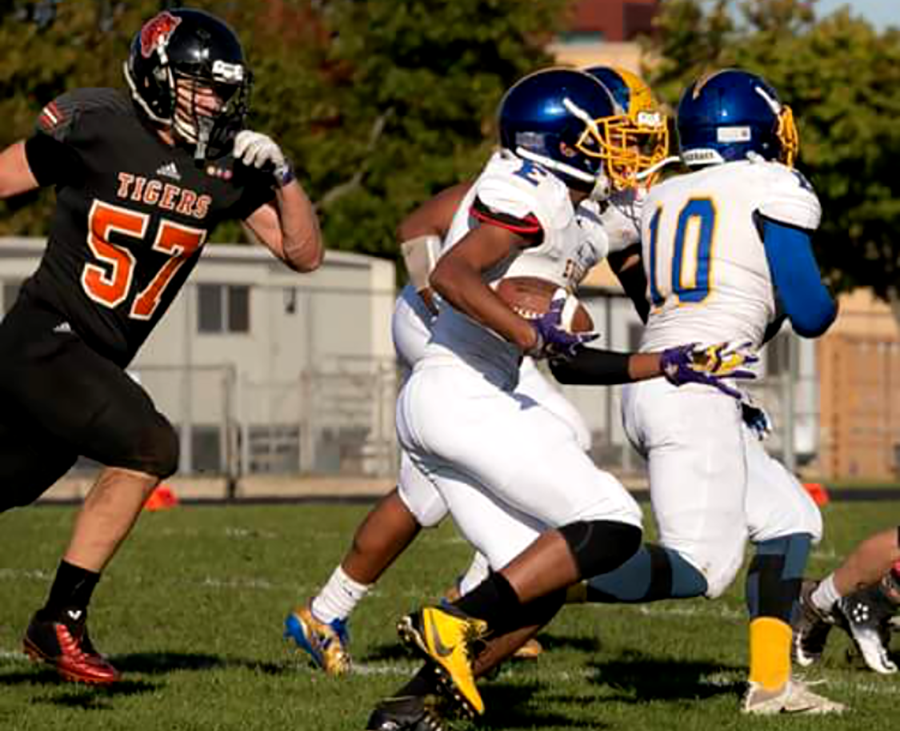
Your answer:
[758,214,837,338]
[549,348,633,385]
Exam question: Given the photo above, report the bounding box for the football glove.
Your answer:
[528,289,598,360]
[660,341,758,398]
[234,130,293,186]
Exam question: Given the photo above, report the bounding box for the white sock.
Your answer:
[811,574,841,613]
[310,566,370,624]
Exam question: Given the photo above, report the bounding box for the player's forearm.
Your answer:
[275,181,324,272]
[431,258,537,351]
[0,141,40,199]
[550,349,662,385]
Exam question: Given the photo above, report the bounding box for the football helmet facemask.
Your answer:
[584,66,670,185]
[498,68,638,199]
[677,68,798,168]
[124,8,252,160]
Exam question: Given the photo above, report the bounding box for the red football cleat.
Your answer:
[23,609,121,685]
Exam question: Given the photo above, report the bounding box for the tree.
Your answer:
[646,0,900,299]
[0,0,572,262]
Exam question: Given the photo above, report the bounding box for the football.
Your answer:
[495,276,594,333]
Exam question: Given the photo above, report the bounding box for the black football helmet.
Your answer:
[124,8,252,159]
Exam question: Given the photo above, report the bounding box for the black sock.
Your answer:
[452,572,521,628]
[38,560,100,620]
[395,665,439,697]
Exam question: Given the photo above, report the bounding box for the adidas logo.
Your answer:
[155,161,181,180]
[53,321,72,334]
[66,609,83,621]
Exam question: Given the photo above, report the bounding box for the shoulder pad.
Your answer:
[754,161,821,231]
[477,151,574,234]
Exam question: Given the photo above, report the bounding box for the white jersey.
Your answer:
[425,150,599,383]
[639,158,820,351]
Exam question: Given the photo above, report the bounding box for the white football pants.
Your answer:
[622,378,822,598]
[397,360,641,571]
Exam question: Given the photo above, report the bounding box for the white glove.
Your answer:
[233,130,292,185]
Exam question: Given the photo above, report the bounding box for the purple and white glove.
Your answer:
[527,289,598,360]
[660,341,759,398]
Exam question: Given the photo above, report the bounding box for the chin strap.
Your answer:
[193,117,213,163]
[635,155,681,181]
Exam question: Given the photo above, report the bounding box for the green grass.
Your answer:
[0,501,897,730]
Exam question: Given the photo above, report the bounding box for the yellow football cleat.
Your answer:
[284,605,351,675]
[398,606,487,717]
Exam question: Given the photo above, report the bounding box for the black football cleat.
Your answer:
[23,608,121,685]
[366,695,449,731]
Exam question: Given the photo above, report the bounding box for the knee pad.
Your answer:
[558,520,643,579]
[132,415,180,478]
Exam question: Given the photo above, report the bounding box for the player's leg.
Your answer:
[402,377,642,606]
[286,453,445,673]
[576,380,745,604]
[395,367,642,716]
[380,461,566,723]
[742,430,843,712]
[801,526,900,674]
[0,300,178,684]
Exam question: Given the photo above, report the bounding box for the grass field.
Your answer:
[1,500,898,730]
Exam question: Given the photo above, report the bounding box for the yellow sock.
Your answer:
[748,617,792,691]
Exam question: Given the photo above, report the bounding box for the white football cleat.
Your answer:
[837,587,898,675]
[741,679,846,715]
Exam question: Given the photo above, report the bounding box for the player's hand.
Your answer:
[741,396,772,440]
[234,130,293,186]
[660,341,758,398]
[528,289,598,360]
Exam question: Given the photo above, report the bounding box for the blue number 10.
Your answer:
[648,198,716,307]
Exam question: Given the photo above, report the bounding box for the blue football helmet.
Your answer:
[677,69,798,168]
[498,68,636,196]
[584,66,670,185]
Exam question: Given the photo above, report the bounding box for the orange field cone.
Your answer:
[802,482,830,507]
[144,484,179,511]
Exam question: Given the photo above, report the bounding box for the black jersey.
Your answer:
[22,88,274,366]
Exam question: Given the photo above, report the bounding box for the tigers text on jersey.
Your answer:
[639,158,821,352]
[426,150,601,383]
[24,88,274,366]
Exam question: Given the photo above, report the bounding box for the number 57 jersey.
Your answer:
[24,88,275,366]
[638,158,821,352]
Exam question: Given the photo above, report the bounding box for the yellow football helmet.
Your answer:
[583,66,670,186]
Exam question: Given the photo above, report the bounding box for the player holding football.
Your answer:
[0,8,322,684]
[795,526,900,674]
[283,67,728,682]
[554,68,843,714]
[363,68,756,730]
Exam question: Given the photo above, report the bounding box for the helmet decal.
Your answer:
[139,11,181,59]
